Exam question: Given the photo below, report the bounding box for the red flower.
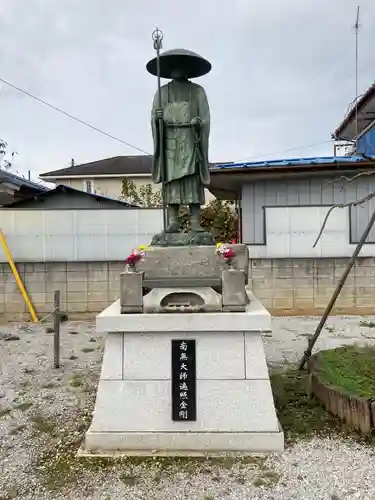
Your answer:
[125,252,141,266]
[223,248,234,260]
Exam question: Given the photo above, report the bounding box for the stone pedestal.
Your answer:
[84,292,284,455]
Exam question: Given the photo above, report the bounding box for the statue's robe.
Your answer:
[151,79,210,205]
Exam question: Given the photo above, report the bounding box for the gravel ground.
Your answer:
[1,315,375,500]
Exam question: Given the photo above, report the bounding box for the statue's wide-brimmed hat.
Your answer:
[146,48,211,79]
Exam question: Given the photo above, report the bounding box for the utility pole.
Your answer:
[354,6,360,152]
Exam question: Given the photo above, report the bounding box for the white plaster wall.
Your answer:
[0,209,163,262]
[249,205,375,258]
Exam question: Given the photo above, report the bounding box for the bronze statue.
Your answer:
[147,36,212,238]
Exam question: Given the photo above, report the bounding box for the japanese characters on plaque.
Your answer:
[171,339,196,421]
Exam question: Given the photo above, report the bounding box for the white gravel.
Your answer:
[265,314,375,365]
[1,314,375,500]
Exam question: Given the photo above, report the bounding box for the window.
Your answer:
[83,180,94,193]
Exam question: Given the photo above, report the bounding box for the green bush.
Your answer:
[120,180,238,242]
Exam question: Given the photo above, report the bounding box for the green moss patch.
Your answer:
[316,345,375,399]
[270,368,341,442]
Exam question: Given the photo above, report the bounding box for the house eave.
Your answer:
[333,82,375,140]
[0,181,20,194]
[209,164,375,200]
[39,173,152,181]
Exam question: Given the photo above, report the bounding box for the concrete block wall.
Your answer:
[0,262,124,320]
[249,258,375,316]
[1,258,375,319]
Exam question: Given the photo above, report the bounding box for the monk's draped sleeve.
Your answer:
[196,85,210,186]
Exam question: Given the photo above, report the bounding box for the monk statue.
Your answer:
[146,48,213,244]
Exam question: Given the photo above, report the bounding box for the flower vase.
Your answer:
[120,270,143,313]
[221,268,247,312]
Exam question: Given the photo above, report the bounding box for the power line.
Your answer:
[0,78,340,166]
[0,78,151,156]
[232,139,335,164]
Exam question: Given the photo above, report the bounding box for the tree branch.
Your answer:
[313,191,375,248]
[315,150,375,246]
[327,150,375,185]
[327,169,375,185]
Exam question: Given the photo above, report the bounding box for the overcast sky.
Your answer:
[2,0,375,183]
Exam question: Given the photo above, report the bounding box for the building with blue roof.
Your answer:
[209,153,375,207]
[209,152,375,255]
[207,81,375,316]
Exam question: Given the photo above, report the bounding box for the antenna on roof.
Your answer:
[354,5,360,152]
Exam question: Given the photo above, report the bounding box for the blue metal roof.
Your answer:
[211,155,375,170]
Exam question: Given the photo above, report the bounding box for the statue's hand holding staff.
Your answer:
[156,109,164,120]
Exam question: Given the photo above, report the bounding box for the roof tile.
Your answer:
[210,155,375,170]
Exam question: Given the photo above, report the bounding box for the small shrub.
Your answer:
[14,401,33,412]
[360,319,375,328]
[119,473,138,486]
[253,476,267,487]
[0,486,19,499]
[9,424,26,435]
[42,383,55,389]
[81,347,95,354]
[30,414,57,435]
[70,375,83,388]
[23,367,35,374]
[325,325,335,333]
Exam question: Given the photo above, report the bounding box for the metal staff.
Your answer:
[152,28,167,232]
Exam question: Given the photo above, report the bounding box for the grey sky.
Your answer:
[1,0,375,183]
